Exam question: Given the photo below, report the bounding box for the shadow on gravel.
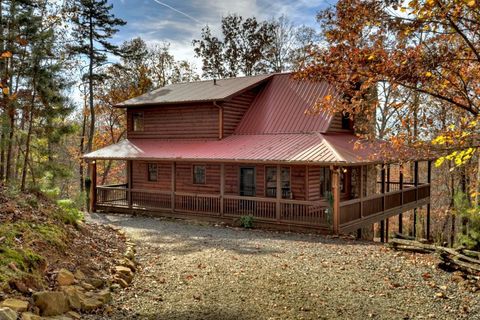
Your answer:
[89,212,376,256]
[110,307,257,320]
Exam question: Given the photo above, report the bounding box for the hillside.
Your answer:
[0,187,127,319]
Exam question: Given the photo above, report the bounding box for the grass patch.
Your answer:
[0,221,66,250]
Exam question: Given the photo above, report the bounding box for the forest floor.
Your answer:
[0,190,125,301]
[88,213,480,320]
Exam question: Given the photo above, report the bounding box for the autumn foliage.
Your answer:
[298,0,480,165]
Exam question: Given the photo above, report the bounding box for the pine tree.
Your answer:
[68,0,125,159]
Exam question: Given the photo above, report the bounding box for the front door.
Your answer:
[239,167,256,196]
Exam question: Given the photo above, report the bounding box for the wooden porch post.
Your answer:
[413,161,419,237]
[385,218,389,243]
[89,161,97,213]
[171,162,176,212]
[380,164,386,242]
[399,164,404,234]
[276,164,281,221]
[357,165,364,238]
[426,160,432,240]
[220,163,225,216]
[332,166,340,235]
[127,160,132,209]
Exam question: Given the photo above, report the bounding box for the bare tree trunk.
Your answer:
[79,94,87,192]
[21,87,35,191]
[86,15,95,156]
[5,109,14,183]
[450,172,456,247]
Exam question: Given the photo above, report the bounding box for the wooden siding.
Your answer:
[308,166,321,201]
[127,104,219,139]
[132,161,306,200]
[222,90,257,136]
[327,113,353,133]
[132,161,171,190]
[175,163,221,194]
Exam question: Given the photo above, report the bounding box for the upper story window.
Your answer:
[148,163,158,181]
[132,112,144,132]
[193,165,206,184]
[265,166,291,198]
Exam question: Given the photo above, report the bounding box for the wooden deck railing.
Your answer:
[340,183,430,231]
[96,183,429,232]
[96,186,329,228]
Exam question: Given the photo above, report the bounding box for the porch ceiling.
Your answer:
[83,133,385,165]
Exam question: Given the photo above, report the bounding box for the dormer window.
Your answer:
[132,112,144,132]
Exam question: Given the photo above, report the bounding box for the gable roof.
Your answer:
[235,74,334,134]
[115,74,272,107]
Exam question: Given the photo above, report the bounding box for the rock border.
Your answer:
[0,224,137,320]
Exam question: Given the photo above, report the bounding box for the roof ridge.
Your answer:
[161,72,283,87]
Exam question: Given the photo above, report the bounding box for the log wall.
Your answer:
[126,104,219,139]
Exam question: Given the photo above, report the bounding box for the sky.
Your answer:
[110,0,331,67]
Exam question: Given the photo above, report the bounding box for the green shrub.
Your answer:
[454,192,480,250]
[240,215,254,228]
[56,199,84,227]
[42,187,60,200]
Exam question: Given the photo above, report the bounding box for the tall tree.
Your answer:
[194,15,276,78]
[68,0,125,158]
[193,26,225,79]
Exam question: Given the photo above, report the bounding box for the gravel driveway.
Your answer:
[88,213,479,320]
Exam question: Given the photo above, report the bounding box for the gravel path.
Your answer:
[88,213,480,320]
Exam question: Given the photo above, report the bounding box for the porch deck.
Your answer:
[94,182,430,234]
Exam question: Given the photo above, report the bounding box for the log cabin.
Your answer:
[83,73,432,239]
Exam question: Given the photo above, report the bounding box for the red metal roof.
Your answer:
[83,133,382,164]
[235,74,334,134]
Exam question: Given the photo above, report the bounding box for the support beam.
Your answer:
[360,166,364,218]
[220,163,225,216]
[399,164,404,234]
[127,160,132,209]
[89,161,97,213]
[385,218,389,243]
[427,160,432,240]
[380,165,386,243]
[332,166,341,234]
[386,164,391,192]
[413,161,419,238]
[276,164,281,221]
[380,220,385,243]
[171,162,176,212]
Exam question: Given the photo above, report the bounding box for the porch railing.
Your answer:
[96,186,329,228]
[340,183,430,229]
[95,182,429,231]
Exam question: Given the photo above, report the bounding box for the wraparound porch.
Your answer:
[88,160,431,236]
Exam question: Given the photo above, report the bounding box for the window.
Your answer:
[147,163,157,181]
[265,167,291,198]
[341,112,351,130]
[193,165,206,184]
[132,112,144,132]
[320,167,331,197]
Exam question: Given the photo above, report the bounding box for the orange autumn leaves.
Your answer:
[297,0,480,165]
